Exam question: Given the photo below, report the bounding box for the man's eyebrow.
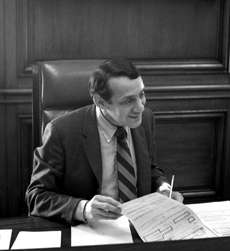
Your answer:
[120,94,136,101]
[120,90,145,101]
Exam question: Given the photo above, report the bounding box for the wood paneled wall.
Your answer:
[0,0,230,217]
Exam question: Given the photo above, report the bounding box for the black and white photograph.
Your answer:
[0,0,230,250]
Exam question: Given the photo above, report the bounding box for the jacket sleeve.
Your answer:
[25,122,80,225]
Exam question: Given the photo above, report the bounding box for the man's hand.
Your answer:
[170,191,184,203]
[84,195,122,225]
[159,190,184,203]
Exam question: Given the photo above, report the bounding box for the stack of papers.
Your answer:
[187,201,230,236]
[71,215,132,246]
[11,231,61,249]
[72,193,224,245]
[121,192,218,242]
[0,229,12,250]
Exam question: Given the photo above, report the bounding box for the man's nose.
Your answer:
[134,97,145,112]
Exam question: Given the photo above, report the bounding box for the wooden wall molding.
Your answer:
[0,88,32,94]
[17,114,32,215]
[15,0,230,77]
[0,110,32,217]
[136,59,225,75]
[0,88,32,104]
[146,85,230,100]
[154,109,227,116]
[154,109,226,201]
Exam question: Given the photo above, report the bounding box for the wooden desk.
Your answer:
[1,216,230,251]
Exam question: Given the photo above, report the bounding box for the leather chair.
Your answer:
[32,59,103,149]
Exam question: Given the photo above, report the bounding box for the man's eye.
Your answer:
[120,98,134,105]
[123,99,134,104]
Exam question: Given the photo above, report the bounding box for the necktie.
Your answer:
[115,127,137,202]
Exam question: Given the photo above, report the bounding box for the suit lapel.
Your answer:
[131,126,151,196]
[82,105,102,186]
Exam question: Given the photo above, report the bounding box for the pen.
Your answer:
[169,175,175,199]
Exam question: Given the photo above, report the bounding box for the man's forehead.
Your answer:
[108,76,144,98]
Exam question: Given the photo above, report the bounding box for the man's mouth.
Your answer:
[129,114,141,119]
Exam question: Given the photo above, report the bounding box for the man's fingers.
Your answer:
[94,195,121,207]
[92,200,121,215]
[85,195,122,223]
[172,191,184,203]
[95,208,121,219]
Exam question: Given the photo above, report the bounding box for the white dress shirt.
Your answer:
[96,106,137,200]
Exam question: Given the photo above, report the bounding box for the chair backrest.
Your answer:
[32,59,103,149]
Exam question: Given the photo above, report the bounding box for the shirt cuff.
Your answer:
[157,182,171,192]
[74,200,88,222]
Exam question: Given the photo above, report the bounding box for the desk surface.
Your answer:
[1,216,230,251]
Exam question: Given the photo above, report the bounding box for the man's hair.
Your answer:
[89,58,140,102]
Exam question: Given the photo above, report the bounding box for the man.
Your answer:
[26,59,183,226]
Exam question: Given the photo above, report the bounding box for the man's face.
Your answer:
[103,76,146,128]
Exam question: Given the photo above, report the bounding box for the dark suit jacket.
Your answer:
[26,105,167,225]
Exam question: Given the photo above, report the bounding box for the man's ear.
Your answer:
[92,94,108,109]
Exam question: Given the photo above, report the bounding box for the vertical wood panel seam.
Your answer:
[16,0,29,77]
[1,0,7,216]
[2,0,6,85]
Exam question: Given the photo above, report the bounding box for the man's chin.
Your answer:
[128,118,142,128]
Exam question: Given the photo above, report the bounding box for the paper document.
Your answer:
[11,231,61,249]
[187,201,230,236]
[121,192,218,242]
[0,229,12,250]
[71,215,132,246]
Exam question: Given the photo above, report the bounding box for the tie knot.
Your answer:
[115,127,127,141]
